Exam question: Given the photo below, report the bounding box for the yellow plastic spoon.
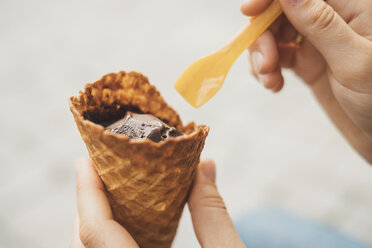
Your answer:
[174,0,282,108]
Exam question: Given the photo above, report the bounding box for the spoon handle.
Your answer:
[227,0,283,57]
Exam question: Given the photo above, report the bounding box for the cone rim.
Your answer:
[69,97,209,148]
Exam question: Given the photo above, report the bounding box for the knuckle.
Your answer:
[306,3,336,33]
[79,221,100,247]
[200,193,227,210]
[190,183,227,211]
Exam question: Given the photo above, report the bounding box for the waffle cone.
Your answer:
[69,71,209,248]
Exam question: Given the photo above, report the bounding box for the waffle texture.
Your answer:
[70,71,209,248]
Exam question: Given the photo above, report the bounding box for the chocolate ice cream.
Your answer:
[105,112,182,142]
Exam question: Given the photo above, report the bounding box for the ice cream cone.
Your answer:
[69,71,209,248]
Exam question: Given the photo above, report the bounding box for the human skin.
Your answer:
[70,157,245,248]
[242,0,372,163]
[69,1,372,246]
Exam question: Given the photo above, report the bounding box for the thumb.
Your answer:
[279,0,359,68]
[188,160,245,248]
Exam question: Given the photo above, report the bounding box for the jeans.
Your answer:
[234,208,371,248]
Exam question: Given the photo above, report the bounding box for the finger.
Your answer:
[75,157,112,223]
[276,21,298,68]
[269,15,283,35]
[75,157,139,248]
[327,0,371,27]
[276,21,298,43]
[188,160,245,248]
[248,53,258,79]
[278,0,361,70]
[272,75,285,92]
[249,30,279,75]
[241,0,273,16]
[278,45,296,68]
[329,0,372,39]
[257,67,284,92]
[70,213,84,248]
[292,39,327,84]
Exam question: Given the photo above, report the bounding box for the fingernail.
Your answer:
[251,51,263,74]
[201,159,216,182]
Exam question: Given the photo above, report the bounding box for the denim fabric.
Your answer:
[234,208,371,248]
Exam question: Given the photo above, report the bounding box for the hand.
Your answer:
[188,159,245,248]
[70,157,139,248]
[241,0,372,163]
[70,157,245,248]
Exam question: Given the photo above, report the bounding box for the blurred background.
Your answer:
[1,0,372,247]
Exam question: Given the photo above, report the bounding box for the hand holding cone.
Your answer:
[70,71,209,248]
